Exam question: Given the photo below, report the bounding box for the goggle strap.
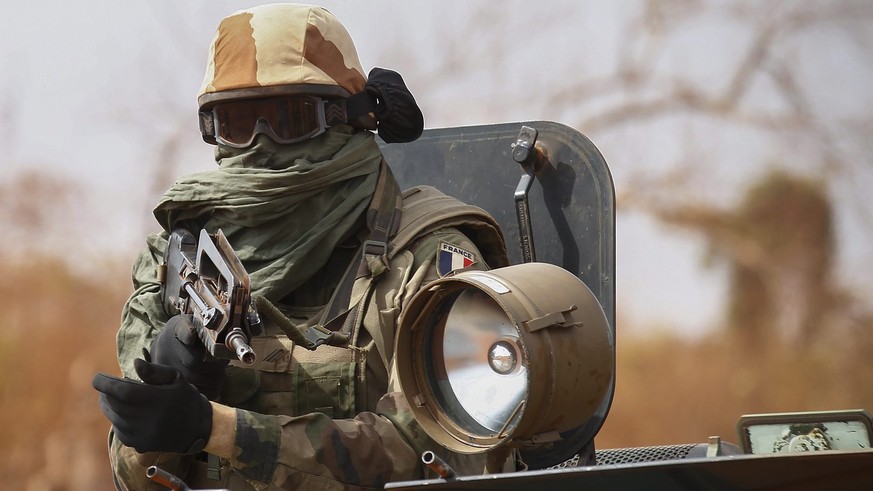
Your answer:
[199,111,217,144]
[323,99,349,127]
[344,91,377,122]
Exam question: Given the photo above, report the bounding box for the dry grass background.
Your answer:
[2,250,871,489]
[0,258,128,490]
[600,328,873,449]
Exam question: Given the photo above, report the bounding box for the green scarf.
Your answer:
[153,126,382,302]
[118,127,384,377]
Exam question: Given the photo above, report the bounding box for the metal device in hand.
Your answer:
[159,228,258,365]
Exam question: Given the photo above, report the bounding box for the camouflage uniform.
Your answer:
[106,7,510,489]
[111,211,506,490]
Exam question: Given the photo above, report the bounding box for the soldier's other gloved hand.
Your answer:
[149,314,229,400]
[92,358,213,454]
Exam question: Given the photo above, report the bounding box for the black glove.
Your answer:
[149,315,229,400]
[92,358,213,454]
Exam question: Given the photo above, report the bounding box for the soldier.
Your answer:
[91,3,510,490]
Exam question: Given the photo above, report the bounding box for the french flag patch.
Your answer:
[437,241,477,277]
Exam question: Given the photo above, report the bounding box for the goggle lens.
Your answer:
[209,96,326,148]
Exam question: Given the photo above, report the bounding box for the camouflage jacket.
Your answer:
[109,191,510,490]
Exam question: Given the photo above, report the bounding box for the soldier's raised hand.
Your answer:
[148,314,229,400]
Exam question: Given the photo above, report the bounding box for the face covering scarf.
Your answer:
[152,127,382,302]
[116,127,386,377]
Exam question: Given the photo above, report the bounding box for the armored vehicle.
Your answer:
[377,121,873,490]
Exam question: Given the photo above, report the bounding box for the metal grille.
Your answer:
[596,444,698,466]
[548,443,700,469]
[548,454,583,469]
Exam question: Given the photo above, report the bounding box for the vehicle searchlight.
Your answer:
[395,262,615,457]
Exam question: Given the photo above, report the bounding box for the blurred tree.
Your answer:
[0,170,78,261]
[580,3,869,187]
[402,0,873,338]
[726,171,834,347]
[592,0,873,339]
[626,170,836,347]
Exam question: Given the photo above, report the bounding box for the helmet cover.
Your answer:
[198,3,367,109]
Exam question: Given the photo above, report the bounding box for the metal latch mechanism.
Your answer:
[510,125,550,263]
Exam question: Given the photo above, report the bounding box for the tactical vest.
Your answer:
[221,183,507,416]
[191,183,508,488]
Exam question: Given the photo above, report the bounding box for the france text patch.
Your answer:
[437,241,477,277]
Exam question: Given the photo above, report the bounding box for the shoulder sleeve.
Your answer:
[116,232,171,379]
[408,225,492,279]
[111,233,187,489]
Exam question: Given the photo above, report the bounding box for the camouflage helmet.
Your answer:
[197,3,368,110]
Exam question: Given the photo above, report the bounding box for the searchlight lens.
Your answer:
[429,289,527,435]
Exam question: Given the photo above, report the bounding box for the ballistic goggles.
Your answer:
[198,95,354,148]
